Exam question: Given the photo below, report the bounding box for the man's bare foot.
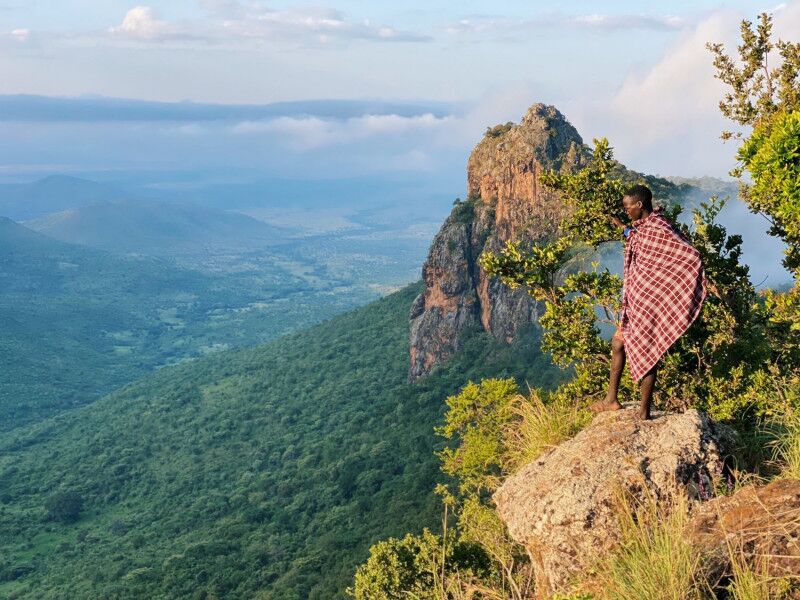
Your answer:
[589,398,623,414]
[636,410,652,420]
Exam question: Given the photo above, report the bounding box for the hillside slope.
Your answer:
[0,281,563,599]
[0,175,126,221]
[0,218,366,431]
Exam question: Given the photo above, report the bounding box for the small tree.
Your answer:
[45,490,83,524]
[707,11,800,272]
[707,11,800,373]
[348,528,492,600]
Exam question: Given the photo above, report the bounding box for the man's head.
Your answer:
[622,184,653,222]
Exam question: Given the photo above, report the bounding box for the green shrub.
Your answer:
[348,529,491,600]
[44,490,83,524]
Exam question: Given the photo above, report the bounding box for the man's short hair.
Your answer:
[624,184,653,212]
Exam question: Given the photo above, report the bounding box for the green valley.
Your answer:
[0,281,563,599]
[0,217,377,431]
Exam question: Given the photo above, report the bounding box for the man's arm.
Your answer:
[608,215,634,239]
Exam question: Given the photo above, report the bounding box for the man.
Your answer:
[590,184,707,420]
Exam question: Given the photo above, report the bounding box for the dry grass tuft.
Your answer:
[502,389,590,473]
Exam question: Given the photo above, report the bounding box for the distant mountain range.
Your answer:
[0,94,458,123]
[25,199,294,255]
[0,175,127,221]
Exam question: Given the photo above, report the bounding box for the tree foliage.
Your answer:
[44,491,83,524]
[706,13,800,139]
[707,11,800,274]
[706,10,800,378]
[349,528,492,600]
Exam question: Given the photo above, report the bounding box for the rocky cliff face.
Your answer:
[408,104,585,382]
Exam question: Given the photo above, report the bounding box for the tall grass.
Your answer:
[587,473,800,600]
[502,389,591,472]
[590,479,705,600]
[769,413,800,479]
[725,543,773,600]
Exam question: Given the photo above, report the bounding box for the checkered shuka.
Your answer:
[620,209,708,381]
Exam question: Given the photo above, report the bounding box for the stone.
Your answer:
[687,478,800,583]
[492,405,736,596]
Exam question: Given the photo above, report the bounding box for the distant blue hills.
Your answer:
[0,175,126,221]
[0,94,459,123]
[25,198,294,254]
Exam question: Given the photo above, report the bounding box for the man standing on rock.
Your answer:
[590,184,707,420]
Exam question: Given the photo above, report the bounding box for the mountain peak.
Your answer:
[521,102,568,126]
[409,102,587,382]
[469,103,584,202]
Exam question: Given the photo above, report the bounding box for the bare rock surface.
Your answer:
[492,405,736,596]
[687,478,800,581]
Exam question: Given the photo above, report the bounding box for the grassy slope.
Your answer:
[0,281,563,599]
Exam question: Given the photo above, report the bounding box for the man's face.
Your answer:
[622,195,644,222]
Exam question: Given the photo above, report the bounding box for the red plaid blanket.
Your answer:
[620,208,707,381]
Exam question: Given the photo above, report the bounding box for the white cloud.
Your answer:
[199,0,246,18]
[219,5,430,44]
[610,10,736,144]
[0,27,38,49]
[10,28,30,42]
[232,112,454,150]
[772,0,800,37]
[610,1,800,142]
[573,14,685,31]
[444,11,687,37]
[103,3,429,46]
[108,6,177,41]
[557,0,800,178]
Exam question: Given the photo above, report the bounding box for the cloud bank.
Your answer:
[101,3,431,46]
[566,2,800,178]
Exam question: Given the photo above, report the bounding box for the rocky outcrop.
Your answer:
[466,105,585,242]
[687,478,800,581]
[492,406,736,596]
[408,104,586,382]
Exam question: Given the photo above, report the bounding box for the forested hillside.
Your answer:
[0,281,563,599]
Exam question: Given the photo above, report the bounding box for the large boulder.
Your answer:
[492,405,736,596]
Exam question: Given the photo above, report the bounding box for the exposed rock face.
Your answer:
[492,406,736,596]
[467,105,584,242]
[687,478,800,581]
[408,104,585,382]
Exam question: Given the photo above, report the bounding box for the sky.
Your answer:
[0,1,798,184]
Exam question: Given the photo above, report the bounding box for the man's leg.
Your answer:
[638,364,657,420]
[590,330,625,413]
